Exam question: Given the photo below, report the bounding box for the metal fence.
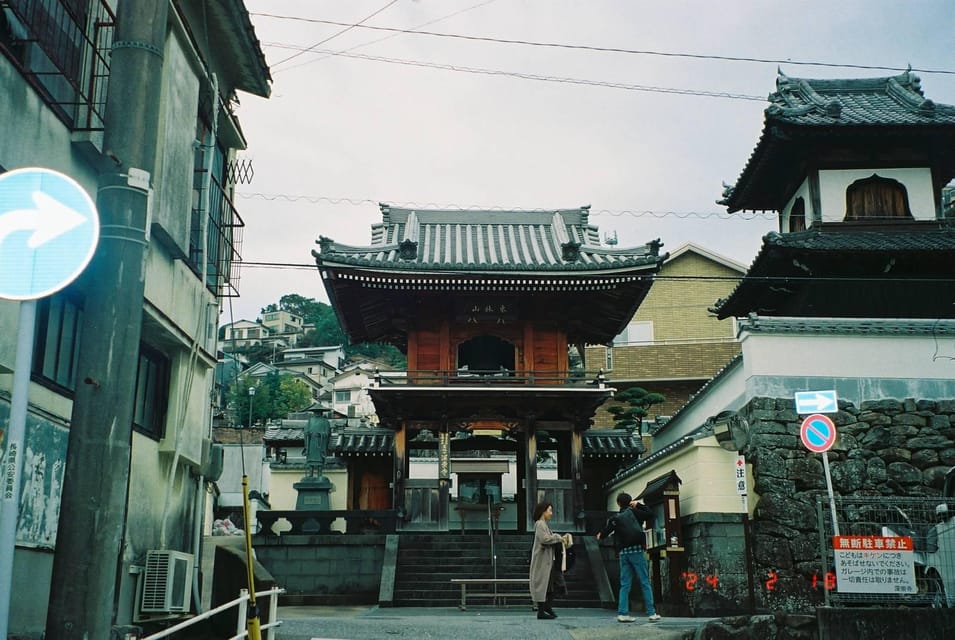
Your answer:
[818,495,955,608]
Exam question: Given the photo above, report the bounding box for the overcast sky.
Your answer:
[226,0,955,324]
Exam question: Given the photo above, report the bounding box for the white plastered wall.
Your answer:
[782,168,936,230]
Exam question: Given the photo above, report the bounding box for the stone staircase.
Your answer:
[392,533,605,608]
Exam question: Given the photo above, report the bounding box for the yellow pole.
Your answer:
[242,474,262,640]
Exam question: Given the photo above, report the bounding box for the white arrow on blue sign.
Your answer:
[794,390,838,415]
[0,167,99,301]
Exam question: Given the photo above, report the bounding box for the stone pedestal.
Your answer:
[294,476,333,511]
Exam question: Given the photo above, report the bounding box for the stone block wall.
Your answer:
[741,397,955,613]
[679,513,751,616]
[253,534,385,604]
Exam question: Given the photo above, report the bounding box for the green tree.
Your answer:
[228,377,274,427]
[276,376,313,416]
[606,386,666,436]
[227,372,315,424]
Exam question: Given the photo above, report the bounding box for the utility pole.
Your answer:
[45,1,169,637]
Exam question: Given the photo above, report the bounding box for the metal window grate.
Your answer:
[2,0,115,130]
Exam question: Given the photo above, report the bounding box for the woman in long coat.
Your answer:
[529,501,567,619]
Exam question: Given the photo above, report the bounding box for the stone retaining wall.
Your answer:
[253,534,386,604]
[736,397,954,613]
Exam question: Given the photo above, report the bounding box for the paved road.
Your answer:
[274,606,709,640]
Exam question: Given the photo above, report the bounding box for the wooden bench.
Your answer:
[449,578,530,611]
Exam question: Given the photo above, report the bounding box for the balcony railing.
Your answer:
[1,0,115,130]
[372,369,608,388]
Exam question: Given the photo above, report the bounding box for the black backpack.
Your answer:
[613,508,644,548]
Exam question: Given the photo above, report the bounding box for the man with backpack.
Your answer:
[596,492,662,623]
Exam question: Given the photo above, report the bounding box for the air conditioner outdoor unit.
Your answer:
[141,550,193,614]
[200,440,224,481]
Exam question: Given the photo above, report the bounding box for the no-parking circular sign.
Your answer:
[800,413,837,453]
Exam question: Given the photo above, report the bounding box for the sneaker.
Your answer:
[617,615,636,623]
[648,613,662,622]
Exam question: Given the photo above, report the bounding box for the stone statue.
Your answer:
[303,413,331,478]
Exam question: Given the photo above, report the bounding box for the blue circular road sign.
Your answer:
[0,167,99,300]
[800,413,837,453]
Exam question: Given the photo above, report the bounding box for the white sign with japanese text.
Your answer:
[832,535,917,594]
[734,454,747,496]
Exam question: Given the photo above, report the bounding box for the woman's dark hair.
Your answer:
[532,501,553,521]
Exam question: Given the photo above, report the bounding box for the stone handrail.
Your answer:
[256,509,399,536]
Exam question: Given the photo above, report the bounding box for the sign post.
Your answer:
[800,412,840,537]
[0,168,98,638]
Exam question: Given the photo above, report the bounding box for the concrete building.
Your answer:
[0,2,269,635]
[221,318,272,350]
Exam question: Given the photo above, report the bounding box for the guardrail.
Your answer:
[140,586,285,640]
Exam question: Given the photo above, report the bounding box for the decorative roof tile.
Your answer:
[764,70,955,127]
[720,70,955,212]
[582,429,645,457]
[314,205,665,273]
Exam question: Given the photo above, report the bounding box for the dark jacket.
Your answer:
[599,503,653,549]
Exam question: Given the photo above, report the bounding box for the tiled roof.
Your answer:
[712,228,955,319]
[636,470,682,500]
[764,71,955,127]
[720,71,955,212]
[264,422,394,456]
[265,423,642,457]
[582,429,645,457]
[758,228,955,252]
[314,205,665,273]
[332,428,393,455]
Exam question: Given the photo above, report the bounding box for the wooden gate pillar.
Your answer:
[394,421,408,519]
[522,415,538,531]
[437,419,451,530]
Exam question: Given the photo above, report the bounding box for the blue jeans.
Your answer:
[618,546,655,616]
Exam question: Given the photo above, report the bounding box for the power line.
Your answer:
[262,44,767,100]
[270,0,400,68]
[277,0,501,74]
[234,191,776,220]
[251,12,955,77]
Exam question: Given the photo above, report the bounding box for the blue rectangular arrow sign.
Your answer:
[794,390,838,414]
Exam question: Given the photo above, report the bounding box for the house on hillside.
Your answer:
[260,309,305,347]
[331,363,381,421]
[608,70,955,617]
[240,362,326,412]
[222,318,271,350]
[0,2,270,635]
[274,353,339,390]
